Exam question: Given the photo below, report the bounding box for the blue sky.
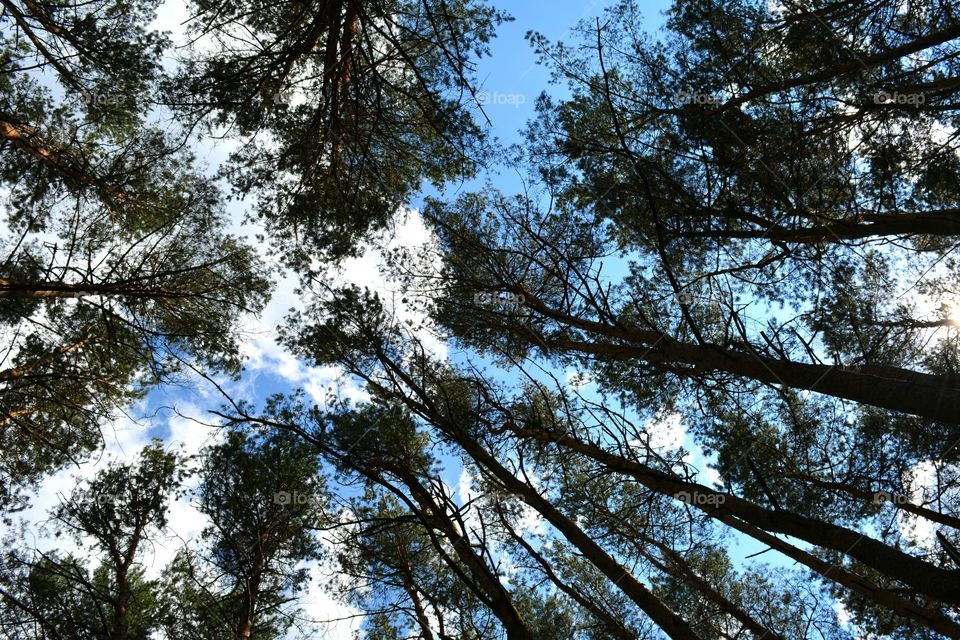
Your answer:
[422,0,673,203]
[10,1,843,637]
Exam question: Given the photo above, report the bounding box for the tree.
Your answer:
[395,2,960,628]
[0,440,185,640]
[0,0,271,509]
[271,279,960,637]
[160,425,325,640]
[524,0,960,250]
[406,0,960,426]
[8,0,960,637]
[329,489,526,639]
[169,0,507,263]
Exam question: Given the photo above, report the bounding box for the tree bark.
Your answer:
[521,293,960,424]
[680,209,960,244]
[507,421,960,605]
[236,529,269,639]
[0,337,94,383]
[0,117,141,206]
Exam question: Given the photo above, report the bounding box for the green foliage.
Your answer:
[9,0,960,639]
[0,553,160,640]
[160,427,325,639]
[170,0,507,263]
[0,441,183,640]
[0,0,271,510]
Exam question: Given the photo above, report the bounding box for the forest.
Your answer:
[2,0,960,638]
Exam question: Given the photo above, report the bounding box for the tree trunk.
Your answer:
[522,291,960,424]
[715,508,960,636]
[395,470,535,640]
[498,511,638,640]
[0,279,180,300]
[681,209,960,244]
[0,337,94,382]
[110,572,130,640]
[707,23,960,114]
[404,579,436,640]
[0,117,140,206]
[784,471,960,530]
[639,536,787,640]
[438,425,703,639]
[553,333,960,425]
[371,358,701,639]
[510,422,960,605]
[236,530,269,639]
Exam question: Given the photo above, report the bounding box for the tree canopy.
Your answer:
[5,0,960,638]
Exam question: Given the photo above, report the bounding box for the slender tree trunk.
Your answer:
[368,358,702,639]
[715,508,960,636]
[404,579,436,640]
[294,424,537,640]
[0,407,35,430]
[324,0,344,124]
[236,529,269,639]
[784,471,960,530]
[396,544,436,640]
[339,3,358,88]
[707,22,960,114]
[416,419,702,638]
[395,469,535,640]
[521,294,960,424]
[553,333,960,425]
[508,421,960,605]
[630,533,787,640]
[0,279,180,299]
[110,571,130,640]
[498,511,638,640]
[476,419,960,635]
[0,117,140,206]
[680,209,960,244]
[0,337,93,382]
[111,529,145,640]
[0,118,62,168]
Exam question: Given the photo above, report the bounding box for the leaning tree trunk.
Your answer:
[524,295,960,424]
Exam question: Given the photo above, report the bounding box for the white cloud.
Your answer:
[298,561,363,639]
[564,368,593,390]
[646,412,686,452]
[331,207,449,361]
[897,460,940,552]
[628,412,724,487]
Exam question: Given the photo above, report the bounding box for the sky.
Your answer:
[8,0,861,638]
